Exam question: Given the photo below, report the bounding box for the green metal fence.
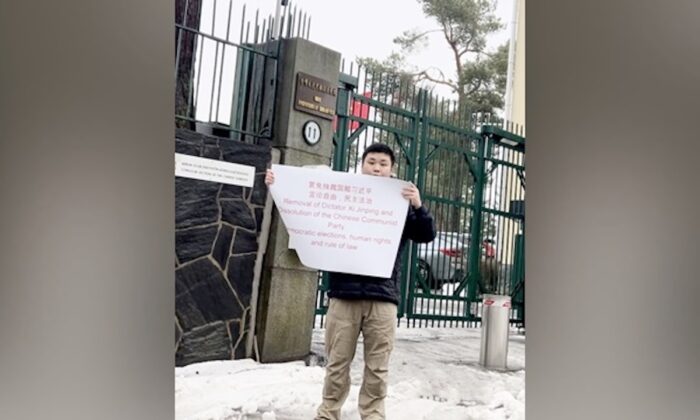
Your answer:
[315,63,525,328]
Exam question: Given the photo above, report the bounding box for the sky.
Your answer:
[176,321,525,419]
[191,0,515,122]
[297,0,513,83]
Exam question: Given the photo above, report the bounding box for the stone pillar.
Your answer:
[256,38,340,363]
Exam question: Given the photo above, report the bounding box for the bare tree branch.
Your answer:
[456,32,474,57]
[466,80,483,96]
[440,21,464,95]
[417,70,458,91]
[395,28,443,45]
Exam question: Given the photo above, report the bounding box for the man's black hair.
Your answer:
[361,143,395,165]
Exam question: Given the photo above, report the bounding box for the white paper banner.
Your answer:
[175,153,255,187]
[269,164,410,278]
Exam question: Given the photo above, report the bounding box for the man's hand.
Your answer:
[265,169,275,186]
[402,182,422,209]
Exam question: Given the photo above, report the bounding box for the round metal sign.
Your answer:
[302,120,321,145]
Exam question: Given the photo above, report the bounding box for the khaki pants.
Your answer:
[315,298,397,420]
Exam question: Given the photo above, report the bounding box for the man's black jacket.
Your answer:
[327,205,436,305]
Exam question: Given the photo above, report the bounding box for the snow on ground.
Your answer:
[176,324,525,420]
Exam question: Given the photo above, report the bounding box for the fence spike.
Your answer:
[261,18,267,43]
[239,4,246,43]
[210,0,218,37]
[284,1,292,38]
[254,9,260,43]
[302,12,307,39]
[224,0,233,41]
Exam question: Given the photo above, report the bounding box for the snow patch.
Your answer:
[176,327,525,419]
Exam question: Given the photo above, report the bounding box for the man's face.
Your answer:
[361,152,393,177]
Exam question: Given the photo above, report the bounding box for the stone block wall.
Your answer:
[175,128,271,366]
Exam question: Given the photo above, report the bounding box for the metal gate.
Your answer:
[315,64,525,328]
[175,0,311,143]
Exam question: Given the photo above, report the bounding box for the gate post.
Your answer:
[332,84,351,171]
[405,89,428,319]
[256,38,341,363]
[466,132,487,305]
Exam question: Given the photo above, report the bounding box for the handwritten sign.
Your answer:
[269,164,410,277]
[175,153,255,187]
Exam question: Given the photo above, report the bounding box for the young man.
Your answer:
[265,143,436,420]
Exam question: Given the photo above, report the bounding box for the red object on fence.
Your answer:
[350,91,371,131]
[332,91,371,133]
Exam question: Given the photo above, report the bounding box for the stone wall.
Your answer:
[175,128,271,366]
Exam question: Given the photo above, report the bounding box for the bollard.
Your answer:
[479,293,511,370]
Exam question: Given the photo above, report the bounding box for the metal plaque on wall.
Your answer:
[294,72,337,120]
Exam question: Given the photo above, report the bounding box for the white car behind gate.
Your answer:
[416,232,496,289]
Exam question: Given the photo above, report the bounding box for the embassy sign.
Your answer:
[294,72,337,120]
